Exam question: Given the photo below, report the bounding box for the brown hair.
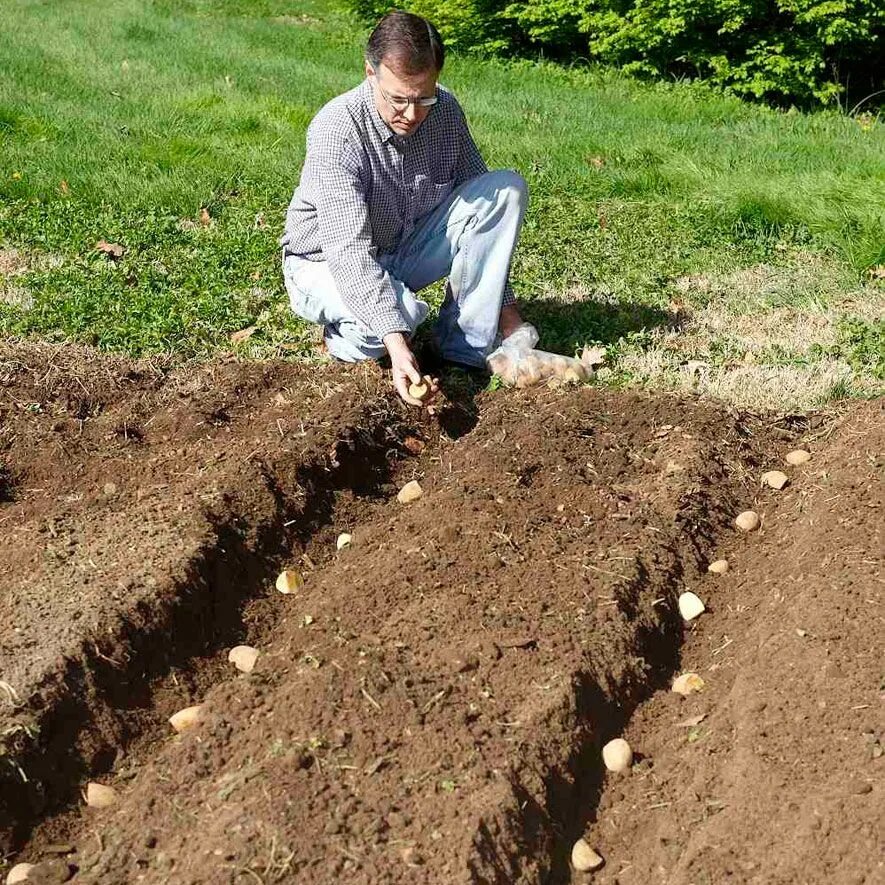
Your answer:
[366,11,445,74]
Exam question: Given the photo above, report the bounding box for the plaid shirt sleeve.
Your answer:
[308,130,411,340]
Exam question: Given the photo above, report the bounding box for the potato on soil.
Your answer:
[336,532,352,551]
[84,782,117,808]
[397,479,423,504]
[707,559,729,574]
[6,864,34,884]
[228,645,259,673]
[275,568,303,595]
[672,672,705,695]
[678,591,705,621]
[761,470,789,490]
[169,704,203,733]
[785,449,811,465]
[602,737,633,772]
[735,510,761,532]
[571,839,604,872]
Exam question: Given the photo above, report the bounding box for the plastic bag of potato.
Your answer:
[486,323,605,389]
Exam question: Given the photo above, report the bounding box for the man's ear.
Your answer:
[364,60,374,79]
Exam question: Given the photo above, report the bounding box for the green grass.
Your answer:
[0,0,883,409]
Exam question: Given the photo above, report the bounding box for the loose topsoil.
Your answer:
[0,342,881,884]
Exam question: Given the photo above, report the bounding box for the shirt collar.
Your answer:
[361,78,399,144]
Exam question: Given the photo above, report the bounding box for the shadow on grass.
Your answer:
[521,297,682,355]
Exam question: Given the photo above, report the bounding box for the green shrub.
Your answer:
[346,0,885,107]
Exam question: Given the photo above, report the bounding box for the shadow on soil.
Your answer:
[0,470,12,504]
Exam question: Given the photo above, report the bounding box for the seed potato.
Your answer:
[602,737,633,772]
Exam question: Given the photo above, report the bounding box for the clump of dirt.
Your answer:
[1,342,880,884]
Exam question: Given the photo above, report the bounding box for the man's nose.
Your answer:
[402,102,418,122]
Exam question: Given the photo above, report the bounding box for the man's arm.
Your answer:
[310,139,430,404]
[311,144,410,340]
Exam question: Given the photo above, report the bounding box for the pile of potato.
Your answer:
[487,345,606,389]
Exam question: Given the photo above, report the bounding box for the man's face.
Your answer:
[366,60,438,138]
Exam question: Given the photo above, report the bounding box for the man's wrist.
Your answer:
[383,332,410,356]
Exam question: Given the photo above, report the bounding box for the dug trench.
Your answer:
[1,342,872,883]
[0,343,424,855]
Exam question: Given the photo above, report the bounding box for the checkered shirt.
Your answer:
[281,79,516,339]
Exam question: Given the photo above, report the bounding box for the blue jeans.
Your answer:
[283,169,527,367]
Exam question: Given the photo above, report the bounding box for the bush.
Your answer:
[348,0,515,53]
[346,0,885,107]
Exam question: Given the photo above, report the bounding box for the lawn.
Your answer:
[1,0,883,410]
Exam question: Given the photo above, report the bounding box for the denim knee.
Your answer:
[486,169,528,212]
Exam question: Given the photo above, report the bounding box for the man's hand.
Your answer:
[383,332,438,407]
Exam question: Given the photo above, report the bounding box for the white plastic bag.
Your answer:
[487,324,606,388]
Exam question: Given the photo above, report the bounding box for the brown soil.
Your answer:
[0,342,880,884]
[582,400,883,885]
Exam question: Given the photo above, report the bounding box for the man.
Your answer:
[280,10,529,405]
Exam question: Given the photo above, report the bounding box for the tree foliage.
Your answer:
[346,0,885,107]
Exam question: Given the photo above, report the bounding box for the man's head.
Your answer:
[365,11,445,137]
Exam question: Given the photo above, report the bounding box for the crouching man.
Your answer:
[280,10,529,405]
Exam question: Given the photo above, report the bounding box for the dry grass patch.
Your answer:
[603,253,885,411]
[0,247,31,277]
[1,246,34,310]
[616,348,866,412]
[0,245,64,311]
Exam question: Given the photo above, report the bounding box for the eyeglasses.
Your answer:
[375,79,438,114]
